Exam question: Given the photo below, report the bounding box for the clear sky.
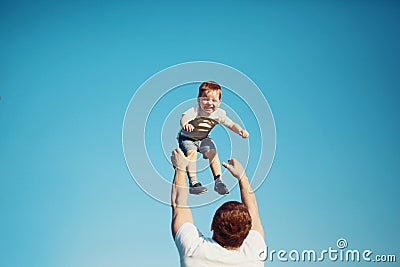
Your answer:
[1,1,399,266]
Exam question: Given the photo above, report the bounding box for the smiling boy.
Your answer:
[178,81,249,195]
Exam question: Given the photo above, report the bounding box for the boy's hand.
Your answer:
[183,123,194,132]
[171,148,189,171]
[239,129,249,138]
[222,158,246,180]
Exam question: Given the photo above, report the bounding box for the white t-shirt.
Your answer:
[179,106,234,140]
[175,223,266,267]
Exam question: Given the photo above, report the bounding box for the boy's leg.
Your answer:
[201,139,229,195]
[203,149,221,177]
[186,150,198,183]
[178,137,207,195]
[186,149,208,195]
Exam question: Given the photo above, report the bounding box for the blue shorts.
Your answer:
[178,135,216,159]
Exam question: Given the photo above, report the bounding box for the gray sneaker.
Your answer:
[214,180,229,195]
[189,182,208,195]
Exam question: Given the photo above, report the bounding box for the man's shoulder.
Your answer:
[174,222,210,258]
[175,222,203,243]
[175,222,196,236]
[248,230,264,238]
[244,230,266,248]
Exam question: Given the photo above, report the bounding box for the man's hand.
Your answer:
[171,148,190,171]
[183,123,194,132]
[239,129,250,138]
[222,158,246,180]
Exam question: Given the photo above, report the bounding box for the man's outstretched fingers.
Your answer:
[223,158,246,180]
[177,148,185,156]
[222,162,228,169]
[222,160,235,177]
[171,148,190,171]
[171,149,180,170]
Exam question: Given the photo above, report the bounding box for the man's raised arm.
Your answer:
[222,159,264,238]
[171,148,193,238]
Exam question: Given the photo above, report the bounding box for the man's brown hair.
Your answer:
[211,201,252,249]
[198,81,222,99]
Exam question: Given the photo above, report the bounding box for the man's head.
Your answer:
[211,201,252,249]
[197,81,222,114]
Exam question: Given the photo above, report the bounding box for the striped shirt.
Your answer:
[179,106,234,140]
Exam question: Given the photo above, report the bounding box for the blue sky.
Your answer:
[1,1,399,266]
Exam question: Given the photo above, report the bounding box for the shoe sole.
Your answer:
[189,188,208,195]
[214,185,229,195]
[215,191,230,195]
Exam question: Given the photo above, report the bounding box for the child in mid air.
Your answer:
[178,81,249,195]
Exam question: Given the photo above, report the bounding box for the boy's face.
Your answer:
[198,90,221,114]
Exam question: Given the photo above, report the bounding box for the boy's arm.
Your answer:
[171,149,194,238]
[227,123,250,138]
[180,110,197,132]
[180,113,193,127]
[222,159,264,238]
[221,112,249,138]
